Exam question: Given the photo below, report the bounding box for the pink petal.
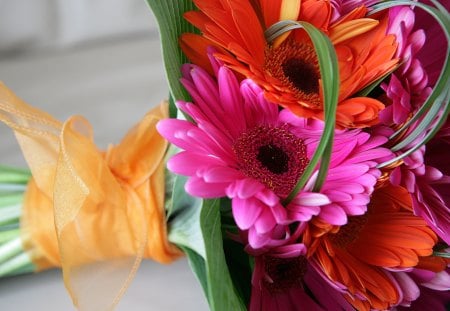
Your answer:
[294,192,331,206]
[254,209,276,234]
[422,271,450,291]
[185,177,227,198]
[248,229,271,249]
[168,151,224,175]
[269,204,288,224]
[319,204,348,225]
[392,272,420,306]
[255,188,280,206]
[232,197,263,230]
[326,165,369,180]
[226,178,265,199]
[202,166,242,183]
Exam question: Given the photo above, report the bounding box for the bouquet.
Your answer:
[0,0,449,310]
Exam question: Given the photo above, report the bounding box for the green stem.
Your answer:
[0,252,35,277]
[0,184,27,192]
[0,237,23,262]
[0,204,21,225]
[0,192,24,207]
[0,166,31,184]
[433,251,450,258]
[0,228,20,244]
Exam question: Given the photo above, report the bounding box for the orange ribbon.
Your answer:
[0,82,182,310]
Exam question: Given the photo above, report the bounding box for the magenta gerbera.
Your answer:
[380,6,432,125]
[158,55,392,251]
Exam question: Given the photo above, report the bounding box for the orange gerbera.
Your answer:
[304,184,440,310]
[180,0,398,128]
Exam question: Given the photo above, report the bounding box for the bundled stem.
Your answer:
[0,166,35,277]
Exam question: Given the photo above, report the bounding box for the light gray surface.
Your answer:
[0,260,208,311]
[0,34,209,310]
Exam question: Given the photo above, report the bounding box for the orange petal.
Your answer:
[179,34,216,75]
[259,0,282,27]
[336,97,384,128]
[300,0,332,31]
[417,256,449,272]
[329,18,379,45]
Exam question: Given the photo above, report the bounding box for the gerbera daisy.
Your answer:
[158,55,392,251]
[307,183,441,310]
[380,6,432,125]
[249,253,355,310]
[389,118,450,245]
[180,0,399,128]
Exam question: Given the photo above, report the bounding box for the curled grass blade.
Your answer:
[265,21,339,203]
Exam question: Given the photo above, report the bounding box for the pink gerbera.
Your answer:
[380,5,431,125]
[380,2,449,126]
[390,118,450,244]
[158,54,392,251]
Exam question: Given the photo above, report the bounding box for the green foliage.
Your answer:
[199,199,247,311]
[168,198,247,310]
[145,0,198,105]
[167,175,205,258]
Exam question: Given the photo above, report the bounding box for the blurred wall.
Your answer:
[0,0,157,53]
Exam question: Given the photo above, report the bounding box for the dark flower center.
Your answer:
[282,58,319,95]
[257,144,289,174]
[233,125,308,197]
[264,39,322,108]
[263,256,307,293]
[328,214,369,249]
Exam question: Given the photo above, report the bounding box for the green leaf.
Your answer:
[219,198,252,305]
[179,246,209,300]
[145,0,198,102]
[168,95,178,119]
[222,239,252,306]
[170,198,247,310]
[200,199,247,311]
[167,175,205,258]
